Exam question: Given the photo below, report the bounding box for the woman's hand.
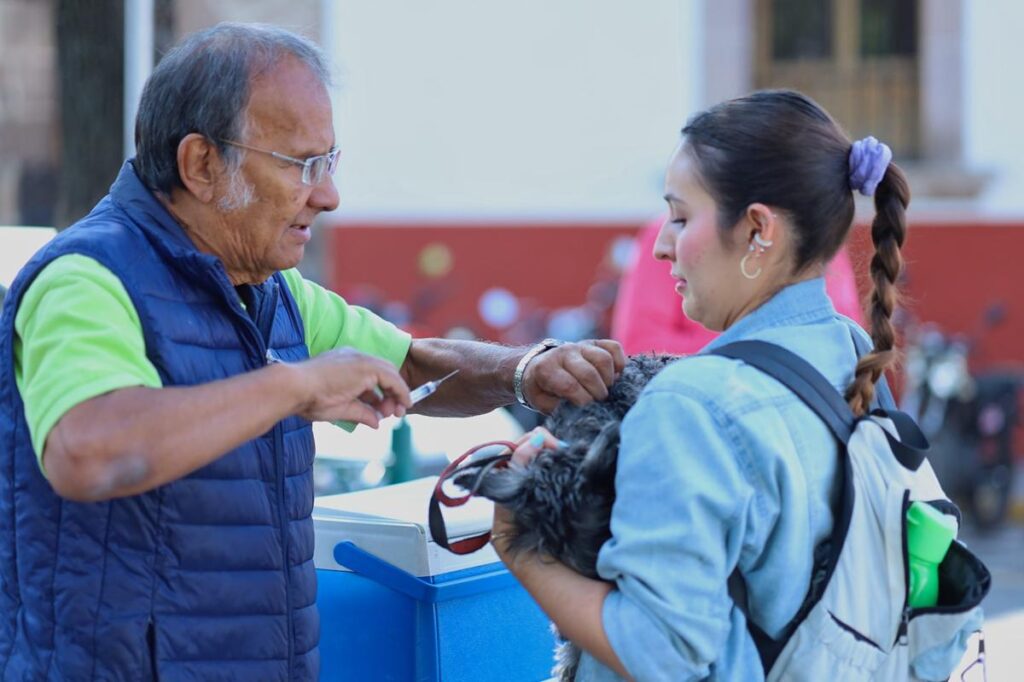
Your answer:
[510,426,565,468]
[489,425,627,677]
[491,427,566,552]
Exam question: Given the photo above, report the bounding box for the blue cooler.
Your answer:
[313,477,557,681]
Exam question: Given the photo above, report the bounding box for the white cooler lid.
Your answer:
[313,476,500,577]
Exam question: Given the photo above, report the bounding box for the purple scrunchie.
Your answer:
[848,136,893,196]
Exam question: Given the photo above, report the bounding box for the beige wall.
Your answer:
[920,0,963,162]
[702,0,755,108]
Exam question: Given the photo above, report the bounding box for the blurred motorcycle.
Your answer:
[900,304,1021,530]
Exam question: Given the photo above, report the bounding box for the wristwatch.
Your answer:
[513,338,565,412]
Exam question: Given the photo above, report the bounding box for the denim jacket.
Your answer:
[579,278,877,681]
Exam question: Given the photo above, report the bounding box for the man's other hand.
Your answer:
[522,339,625,413]
[291,348,411,427]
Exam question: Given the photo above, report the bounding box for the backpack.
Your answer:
[713,340,991,682]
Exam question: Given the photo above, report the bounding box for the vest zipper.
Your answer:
[258,281,294,675]
[214,273,295,673]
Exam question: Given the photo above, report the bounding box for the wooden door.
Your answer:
[755,0,919,158]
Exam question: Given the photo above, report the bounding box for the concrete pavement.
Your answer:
[952,612,1024,681]
[952,520,1024,680]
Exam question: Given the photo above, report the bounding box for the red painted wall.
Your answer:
[326,220,1024,372]
[325,222,638,342]
[846,222,1024,373]
[327,218,1024,460]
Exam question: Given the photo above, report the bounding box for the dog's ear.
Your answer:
[453,466,529,505]
[579,420,620,481]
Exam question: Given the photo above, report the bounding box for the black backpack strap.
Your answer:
[726,570,782,670]
[711,340,857,674]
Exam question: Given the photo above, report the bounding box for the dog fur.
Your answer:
[454,354,676,680]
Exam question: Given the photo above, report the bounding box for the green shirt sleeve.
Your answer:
[13,260,410,466]
[280,269,412,434]
[279,268,411,368]
[14,254,163,466]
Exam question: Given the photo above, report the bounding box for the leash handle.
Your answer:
[433,440,517,505]
[429,440,518,554]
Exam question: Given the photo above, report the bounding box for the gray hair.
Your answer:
[217,167,256,212]
[134,22,330,195]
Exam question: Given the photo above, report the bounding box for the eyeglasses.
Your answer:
[220,139,340,186]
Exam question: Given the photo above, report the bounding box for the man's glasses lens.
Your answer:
[304,150,340,186]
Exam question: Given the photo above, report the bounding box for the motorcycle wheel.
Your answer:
[968,463,1013,531]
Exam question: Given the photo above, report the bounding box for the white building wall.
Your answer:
[327,0,701,221]
[963,0,1024,215]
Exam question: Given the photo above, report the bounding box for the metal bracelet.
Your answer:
[513,338,564,412]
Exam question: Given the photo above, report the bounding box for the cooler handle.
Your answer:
[333,541,519,604]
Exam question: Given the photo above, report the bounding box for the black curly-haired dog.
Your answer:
[453,353,677,681]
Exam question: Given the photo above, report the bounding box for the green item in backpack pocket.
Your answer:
[906,501,958,608]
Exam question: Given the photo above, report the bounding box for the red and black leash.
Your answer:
[428,440,517,554]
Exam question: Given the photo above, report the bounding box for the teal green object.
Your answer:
[387,418,415,484]
[906,501,957,608]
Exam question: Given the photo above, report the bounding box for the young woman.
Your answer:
[490,90,959,680]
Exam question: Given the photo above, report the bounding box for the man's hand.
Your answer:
[521,339,625,413]
[43,349,410,502]
[291,348,411,427]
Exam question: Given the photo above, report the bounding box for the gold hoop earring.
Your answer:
[740,251,762,280]
[740,235,769,280]
[737,236,770,278]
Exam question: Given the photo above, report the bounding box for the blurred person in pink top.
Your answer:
[611,214,863,355]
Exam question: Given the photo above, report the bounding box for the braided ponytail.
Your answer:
[845,165,910,415]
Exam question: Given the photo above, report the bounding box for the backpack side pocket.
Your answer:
[906,541,989,680]
[875,513,991,681]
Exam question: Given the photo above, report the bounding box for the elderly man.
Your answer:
[0,23,623,680]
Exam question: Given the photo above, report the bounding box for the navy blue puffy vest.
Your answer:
[0,162,319,681]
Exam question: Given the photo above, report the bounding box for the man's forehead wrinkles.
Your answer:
[243,102,333,156]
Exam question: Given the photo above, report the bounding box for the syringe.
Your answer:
[410,369,460,405]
